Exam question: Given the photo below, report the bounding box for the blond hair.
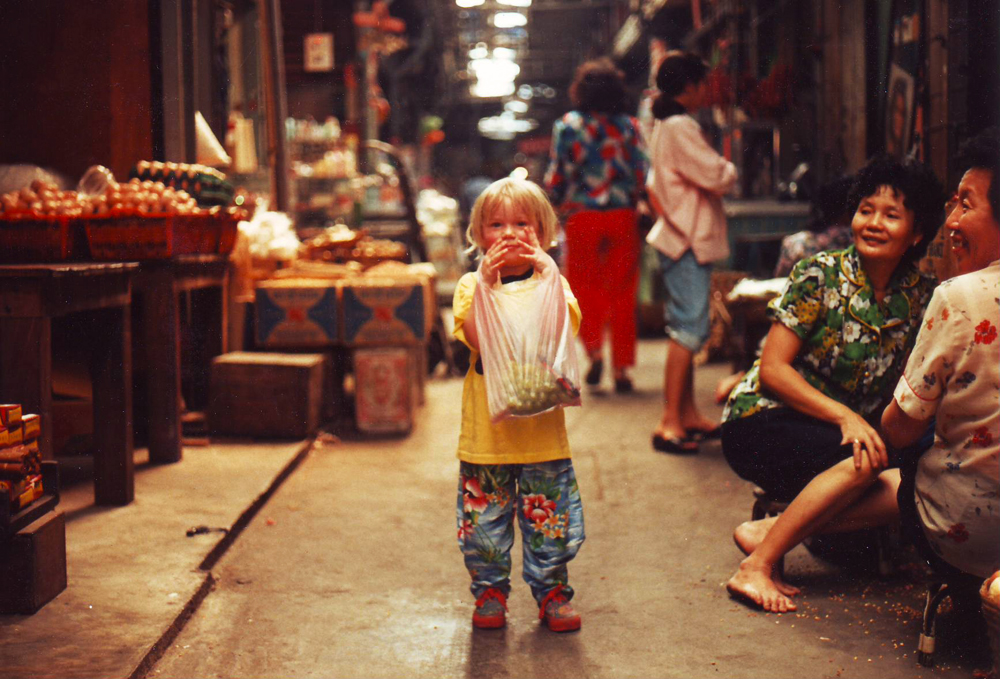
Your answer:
[465,177,559,254]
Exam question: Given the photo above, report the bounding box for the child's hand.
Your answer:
[479,236,519,285]
[521,229,557,276]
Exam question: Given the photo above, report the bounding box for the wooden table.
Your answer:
[132,255,228,464]
[0,263,137,506]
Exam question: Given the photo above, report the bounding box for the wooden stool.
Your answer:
[917,574,983,667]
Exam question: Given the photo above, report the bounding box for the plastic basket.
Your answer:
[0,213,85,262]
[216,211,241,255]
[85,212,173,260]
[173,214,217,255]
[981,573,999,674]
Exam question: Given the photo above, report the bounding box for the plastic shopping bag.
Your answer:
[472,267,581,422]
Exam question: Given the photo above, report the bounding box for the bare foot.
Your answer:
[715,371,745,404]
[732,520,801,597]
[680,415,718,433]
[733,518,777,556]
[726,557,798,613]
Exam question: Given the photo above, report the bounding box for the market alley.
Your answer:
[143,340,988,679]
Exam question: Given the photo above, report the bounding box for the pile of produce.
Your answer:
[503,361,580,417]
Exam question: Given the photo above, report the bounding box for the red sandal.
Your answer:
[538,585,581,632]
[472,588,507,629]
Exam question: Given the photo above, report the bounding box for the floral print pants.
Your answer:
[456,459,585,604]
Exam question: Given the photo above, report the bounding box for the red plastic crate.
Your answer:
[173,214,217,255]
[217,211,241,255]
[85,212,173,260]
[0,213,84,262]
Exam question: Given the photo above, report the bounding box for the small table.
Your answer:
[132,255,228,464]
[0,263,137,506]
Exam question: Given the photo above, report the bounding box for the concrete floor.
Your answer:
[0,339,992,679]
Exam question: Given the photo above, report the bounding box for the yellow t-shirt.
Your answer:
[452,271,582,465]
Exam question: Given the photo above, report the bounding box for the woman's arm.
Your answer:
[881,399,932,450]
[759,322,889,469]
[670,118,738,196]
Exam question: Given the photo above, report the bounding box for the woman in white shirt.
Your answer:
[645,52,737,454]
[727,128,999,612]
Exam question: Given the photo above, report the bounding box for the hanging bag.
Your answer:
[472,262,581,422]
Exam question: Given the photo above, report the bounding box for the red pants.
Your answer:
[564,208,639,369]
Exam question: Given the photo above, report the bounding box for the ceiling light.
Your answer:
[455,0,484,7]
[498,0,531,6]
[504,100,528,113]
[510,167,530,180]
[471,81,516,98]
[492,47,516,60]
[478,115,537,139]
[468,58,520,82]
[469,44,489,59]
[493,12,527,28]
[517,84,534,99]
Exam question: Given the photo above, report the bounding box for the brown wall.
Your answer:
[0,1,154,183]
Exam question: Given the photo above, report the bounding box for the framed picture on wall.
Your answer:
[885,64,915,158]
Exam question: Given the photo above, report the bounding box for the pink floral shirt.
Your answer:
[893,261,1000,578]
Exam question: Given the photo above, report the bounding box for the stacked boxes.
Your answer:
[0,405,44,513]
[255,279,340,347]
[252,263,435,435]
[353,348,413,434]
[340,277,428,345]
[254,266,433,348]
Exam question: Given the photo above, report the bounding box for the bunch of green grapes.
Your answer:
[504,362,579,416]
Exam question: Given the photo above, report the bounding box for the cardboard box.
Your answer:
[340,278,431,346]
[21,414,40,440]
[209,352,326,439]
[0,404,22,427]
[354,347,413,434]
[255,280,339,347]
[0,510,67,614]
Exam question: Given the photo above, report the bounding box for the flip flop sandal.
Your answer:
[651,434,699,454]
[688,425,723,442]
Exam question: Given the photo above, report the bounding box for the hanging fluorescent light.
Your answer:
[492,47,517,60]
[493,12,527,28]
[455,0,484,7]
[471,81,516,98]
[498,0,532,6]
[478,115,538,139]
[468,58,520,81]
[504,100,529,113]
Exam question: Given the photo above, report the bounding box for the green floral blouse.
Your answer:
[723,246,936,422]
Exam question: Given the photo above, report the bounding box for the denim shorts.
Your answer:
[658,249,712,352]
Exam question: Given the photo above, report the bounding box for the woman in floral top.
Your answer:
[544,58,649,392]
[721,156,945,612]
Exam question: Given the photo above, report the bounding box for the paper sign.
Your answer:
[305,33,334,72]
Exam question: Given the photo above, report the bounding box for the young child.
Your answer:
[453,177,586,632]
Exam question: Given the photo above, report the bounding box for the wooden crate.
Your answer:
[209,352,326,439]
[0,510,67,614]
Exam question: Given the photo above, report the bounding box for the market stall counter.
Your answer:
[0,262,137,505]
